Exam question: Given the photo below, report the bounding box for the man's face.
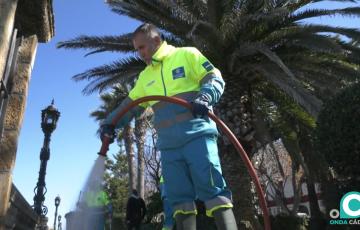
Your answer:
[133,32,160,65]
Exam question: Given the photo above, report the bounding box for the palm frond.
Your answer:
[207,0,223,27]
[340,40,360,63]
[90,85,129,121]
[221,7,289,44]
[255,63,323,117]
[186,20,223,51]
[290,7,360,22]
[220,0,240,18]
[230,42,296,80]
[255,43,296,80]
[174,0,207,20]
[292,58,360,83]
[57,34,134,55]
[288,0,357,11]
[255,81,316,129]
[265,25,360,44]
[162,33,186,46]
[72,57,145,95]
[272,33,344,55]
[109,0,192,39]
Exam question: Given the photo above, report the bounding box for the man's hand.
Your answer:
[100,124,116,144]
[191,95,210,118]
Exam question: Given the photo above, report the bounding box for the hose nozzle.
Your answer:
[98,137,110,157]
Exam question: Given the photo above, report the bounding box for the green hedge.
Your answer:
[315,82,360,190]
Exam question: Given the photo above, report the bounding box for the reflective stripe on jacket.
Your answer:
[160,175,166,199]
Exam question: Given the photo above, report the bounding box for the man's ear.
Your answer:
[154,35,162,47]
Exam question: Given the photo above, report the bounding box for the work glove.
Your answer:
[191,94,211,118]
[100,124,115,144]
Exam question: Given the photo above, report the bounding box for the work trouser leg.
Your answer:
[182,135,233,212]
[184,135,237,229]
[161,147,197,230]
[175,213,196,230]
[161,135,237,229]
[213,207,238,230]
[163,197,175,229]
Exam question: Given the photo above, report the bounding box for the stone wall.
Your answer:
[0,0,18,92]
[0,35,38,229]
[5,184,38,229]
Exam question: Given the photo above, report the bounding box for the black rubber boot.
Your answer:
[213,208,238,230]
[175,214,196,230]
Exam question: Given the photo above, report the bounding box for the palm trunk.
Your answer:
[135,115,147,199]
[123,124,135,195]
[217,83,261,229]
[219,144,260,229]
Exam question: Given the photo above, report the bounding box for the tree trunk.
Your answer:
[123,124,135,195]
[290,162,302,216]
[297,127,328,229]
[135,115,147,199]
[219,144,260,229]
[217,83,261,229]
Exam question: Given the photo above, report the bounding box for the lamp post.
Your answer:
[32,100,60,229]
[53,196,61,230]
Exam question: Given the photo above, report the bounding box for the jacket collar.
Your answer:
[151,41,175,65]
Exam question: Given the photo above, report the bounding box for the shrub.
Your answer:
[315,82,360,191]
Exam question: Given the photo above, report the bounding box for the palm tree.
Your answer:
[58,0,360,227]
[134,111,150,199]
[90,85,137,195]
[90,85,152,198]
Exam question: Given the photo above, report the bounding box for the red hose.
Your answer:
[98,95,271,230]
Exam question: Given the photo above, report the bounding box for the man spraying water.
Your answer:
[100,23,238,230]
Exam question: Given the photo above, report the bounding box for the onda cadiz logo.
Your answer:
[329,191,360,225]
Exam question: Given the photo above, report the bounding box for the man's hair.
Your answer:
[132,23,162,40]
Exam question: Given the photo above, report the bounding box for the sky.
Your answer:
[11,0,359,229]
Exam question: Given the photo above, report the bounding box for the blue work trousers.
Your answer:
[161,135,232,215]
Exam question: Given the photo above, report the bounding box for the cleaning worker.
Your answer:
[100,23,237,230]
[84,182,110,230]
[160,175,174,230]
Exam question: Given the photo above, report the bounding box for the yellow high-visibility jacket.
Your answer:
[105,41,225,149]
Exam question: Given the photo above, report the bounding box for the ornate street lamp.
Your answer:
[53,196,61,230]
[32,100,60,228]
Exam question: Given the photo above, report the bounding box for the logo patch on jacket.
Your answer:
[172,67,185,79]
[202,61,214,71]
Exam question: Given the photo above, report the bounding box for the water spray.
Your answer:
[98,95,271,230]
